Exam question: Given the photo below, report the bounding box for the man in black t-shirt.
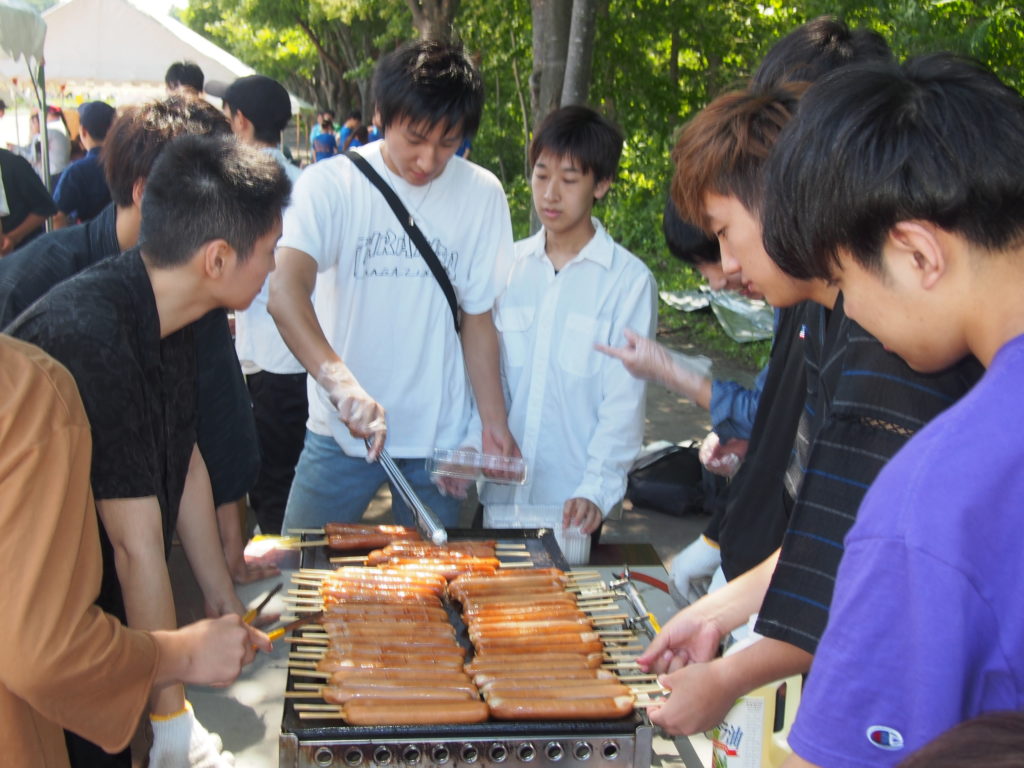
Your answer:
[0,96,270,587]
[0,147,56,254]
[7,135,290,768]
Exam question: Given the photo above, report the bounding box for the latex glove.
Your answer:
[648,659,738,736]
[316,361,387,460]
[595,328,676,386]
[669,536,722,606]
[562,497,602,535]
[149,703,235,768]
[636,603,725,675]
[699,432,748,478]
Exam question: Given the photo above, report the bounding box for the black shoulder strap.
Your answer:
[344,150,460,334]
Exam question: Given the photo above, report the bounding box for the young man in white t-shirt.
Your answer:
[482,105,656,535]
[269,39,518,530]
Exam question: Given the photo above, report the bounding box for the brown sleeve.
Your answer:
[0,338,159,754]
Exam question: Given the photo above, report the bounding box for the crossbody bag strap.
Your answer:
[344,150,460,334]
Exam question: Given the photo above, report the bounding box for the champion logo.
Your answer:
[866,725,905,751]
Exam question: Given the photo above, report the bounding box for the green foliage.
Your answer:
[180,0,1023,367]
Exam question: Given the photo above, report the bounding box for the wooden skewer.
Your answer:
[299,568,335,576]
[494,542,528,550]
[288,528,325,535]
[291,538,329,548]
[496,551,532,558]
[329,555,367,564]
[566,570,601,579]
[286,635,329,646]
[498,561,535,569]
[299,711,345,720]
[632,699,666,709]
[294,703,344,712]
[285,690,324,699]
[617,673,658,682]
[628,684,668,694]
[289,669,332,679]
[286,661,319,669]
[596,630,637,638]
[289,653,325,662]
[603,662,642,669]
[591,614,629,624]
[582,605,623,614]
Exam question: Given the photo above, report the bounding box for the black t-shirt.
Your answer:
[0,148,57,247]
[704,302,806,581]
[7,249,196,620]
[0,204,259,507]
[0,203,117,327]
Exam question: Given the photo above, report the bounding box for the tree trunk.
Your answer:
[560,0,597,106]
[406,0,462,40]
[530,0,572,131]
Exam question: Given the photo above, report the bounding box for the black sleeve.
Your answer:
[3,152,57,221]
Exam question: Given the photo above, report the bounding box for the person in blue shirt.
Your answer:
[52,101,115,229]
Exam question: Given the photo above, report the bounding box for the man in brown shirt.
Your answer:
[0,335,271,768]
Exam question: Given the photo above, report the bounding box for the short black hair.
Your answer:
[752,16,893,89]
[165,61,205,92]
[762,53,1024,281]
[347,109,363,121]
[373,38,483,140]
[103,95,231,207]
[139,134,291,268]
[663,198,719,265]
[529,105,623,184]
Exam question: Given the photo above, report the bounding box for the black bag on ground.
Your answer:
[625,441,727,517]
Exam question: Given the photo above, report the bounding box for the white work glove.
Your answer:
[668,536,722,608]
[596,329,711,395]
[316,361,387,460]
[149,702,235,768]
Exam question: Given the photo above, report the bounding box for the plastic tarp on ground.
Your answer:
[660,288,774,343]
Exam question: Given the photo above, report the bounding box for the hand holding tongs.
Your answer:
[366,438,448,545]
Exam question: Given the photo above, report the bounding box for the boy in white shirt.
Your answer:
[483,105,657,535]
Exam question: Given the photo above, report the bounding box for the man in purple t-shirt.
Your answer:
[759,55,1024,767]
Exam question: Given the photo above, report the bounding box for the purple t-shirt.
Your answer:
[788,333,1024,767]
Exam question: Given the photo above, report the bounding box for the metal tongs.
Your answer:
[367,438,448,545]
[609,565,663,640]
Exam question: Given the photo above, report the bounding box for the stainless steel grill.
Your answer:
[279,529,654,768]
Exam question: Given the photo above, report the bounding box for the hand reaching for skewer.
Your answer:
[153,615,272,688]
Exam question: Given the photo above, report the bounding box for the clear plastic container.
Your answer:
[484,504,591,565]
[426,448,528,486]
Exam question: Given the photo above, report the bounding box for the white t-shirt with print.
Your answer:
[278,141,513,458]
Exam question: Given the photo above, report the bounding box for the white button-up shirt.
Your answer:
[482,219,657,515]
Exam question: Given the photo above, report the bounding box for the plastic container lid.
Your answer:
[426,448,528,486]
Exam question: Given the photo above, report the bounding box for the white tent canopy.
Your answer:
[0,0,46,66]
[0,0,306,111]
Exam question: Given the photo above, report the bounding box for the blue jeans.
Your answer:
[282,430,461,531]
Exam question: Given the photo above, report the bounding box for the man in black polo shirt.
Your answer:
[0,96,270,587]
[7,135,290,768]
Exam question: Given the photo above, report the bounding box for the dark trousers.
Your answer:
[65,730,130,768]
[247,370,308,535]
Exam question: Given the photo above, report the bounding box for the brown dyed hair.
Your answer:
[897,711,1024,767]
[670,83,805,234]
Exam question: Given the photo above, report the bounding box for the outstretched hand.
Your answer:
[595,329,674,385]
[636,604,725,675]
